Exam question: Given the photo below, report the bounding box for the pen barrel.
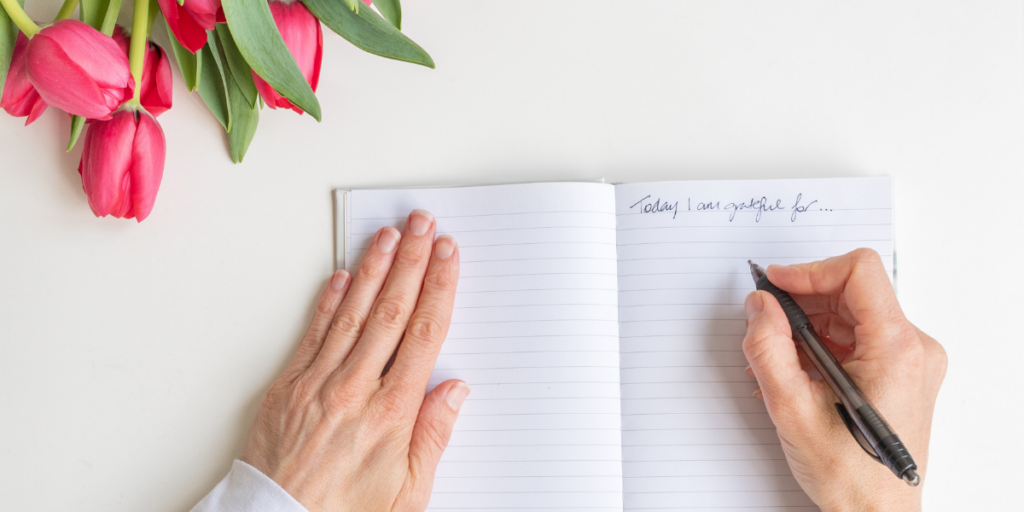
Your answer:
[854,404,918,478]
[753,276,811,332]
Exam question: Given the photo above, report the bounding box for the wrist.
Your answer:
[819,490,921,512]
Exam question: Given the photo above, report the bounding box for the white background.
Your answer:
[1,1,1021,510]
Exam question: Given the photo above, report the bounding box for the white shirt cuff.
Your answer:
[191,459,309,512]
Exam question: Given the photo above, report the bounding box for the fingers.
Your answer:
[407,380,470,496]
[742,291,820,426]
[306,226,401,379]
[286,270,352,375]
[344,210,437,382]
[384,235,460,395]
[766,248,903,330]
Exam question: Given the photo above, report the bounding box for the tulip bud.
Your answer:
[25,20,135,120]
[78,108,166,222]
[158,0,225,53]
[252,0,322,114]
[1,32,48,125]
[112,27,173,117]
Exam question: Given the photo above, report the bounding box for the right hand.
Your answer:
[741,249,947,512]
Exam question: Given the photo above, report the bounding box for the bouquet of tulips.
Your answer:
[0,0,431,221]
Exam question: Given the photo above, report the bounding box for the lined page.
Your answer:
[341,183,624,512]
[614,178,893,512]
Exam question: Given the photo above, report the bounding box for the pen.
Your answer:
[747,261,921,487]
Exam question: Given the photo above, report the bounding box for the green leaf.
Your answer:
[214,24,257,108]
[0,0,20,95]
[79,0,109,29]
[221,0,321,120]
[67,115,85,152]
[198,33,231,132]
[165,19,201,91]
[302,0,431,68]
[226,74,259,163]
[372,0,401,30]
[342,0,358,12]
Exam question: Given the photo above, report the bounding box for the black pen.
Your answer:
[747,261,921,486]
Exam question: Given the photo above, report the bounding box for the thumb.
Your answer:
[743,291,820,428]
[406,380,469,499]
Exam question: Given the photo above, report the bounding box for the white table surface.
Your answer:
[1,1,1021,510]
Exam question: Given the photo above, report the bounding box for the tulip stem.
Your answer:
[0,0,40,37]
[126,0,149,106]
[100,0,122,36]
[54,0,79,21]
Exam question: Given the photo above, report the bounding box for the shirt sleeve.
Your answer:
[190,459,309,512]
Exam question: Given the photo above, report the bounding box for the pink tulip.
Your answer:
[252,0,322,115]
[111,27,173,117]
[78,108,166,222]
[25,20,134,120]
[158,0,225,53]
[1,32,48,125]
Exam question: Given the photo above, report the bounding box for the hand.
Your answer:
[741,249,947,512]
[241,210,469,512]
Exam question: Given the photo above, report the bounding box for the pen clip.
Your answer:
[834,403,882,464]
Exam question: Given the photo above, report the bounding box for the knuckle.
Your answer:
[322,381,365,414]
[315,297,337,317]
[372,390,411,423]
[407,314,446,346]
[851,247,883,266]
[356,259,386,283]
[925,338,948,373]
[289,375,320,405]
[331,308,365,340]
[395,247,427,269]
[372,298,408,328]
[425,262,458,289]
[422,411,453,450]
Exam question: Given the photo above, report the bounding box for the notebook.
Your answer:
[333,177,893,512]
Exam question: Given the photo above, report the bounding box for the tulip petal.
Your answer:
[271,1,321,89]
[24,94,48,125]
[25,33,116,120]
[183,0,221,29]
[1,33,49,124]
[141,44,174,117]
[43,20,132,92]
[130,111,166,222]
[79,111,136,217]
[158,0,210,53]
[252,70,283,110]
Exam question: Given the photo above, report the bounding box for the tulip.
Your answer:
[158,0,225,53]
[111,27,173,117]
[252,0,322,115]
[1,32,48,125]
[25,20,134,120]
[78,108,165,222]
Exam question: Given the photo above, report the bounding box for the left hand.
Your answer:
[240,209,469,512]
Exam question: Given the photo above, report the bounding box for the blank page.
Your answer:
[614,178,893,512]
[339,183,624,512]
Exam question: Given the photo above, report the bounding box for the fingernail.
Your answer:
[408,209,433,236]
[753,387,763,399]
[744,365,755,379]
[446,382,470,412]
[330,270,350,291]
[377,227,400,254]
[744,292,764,322]
[435,234,456,260]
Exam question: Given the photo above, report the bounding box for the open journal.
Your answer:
[333,178,893,512]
